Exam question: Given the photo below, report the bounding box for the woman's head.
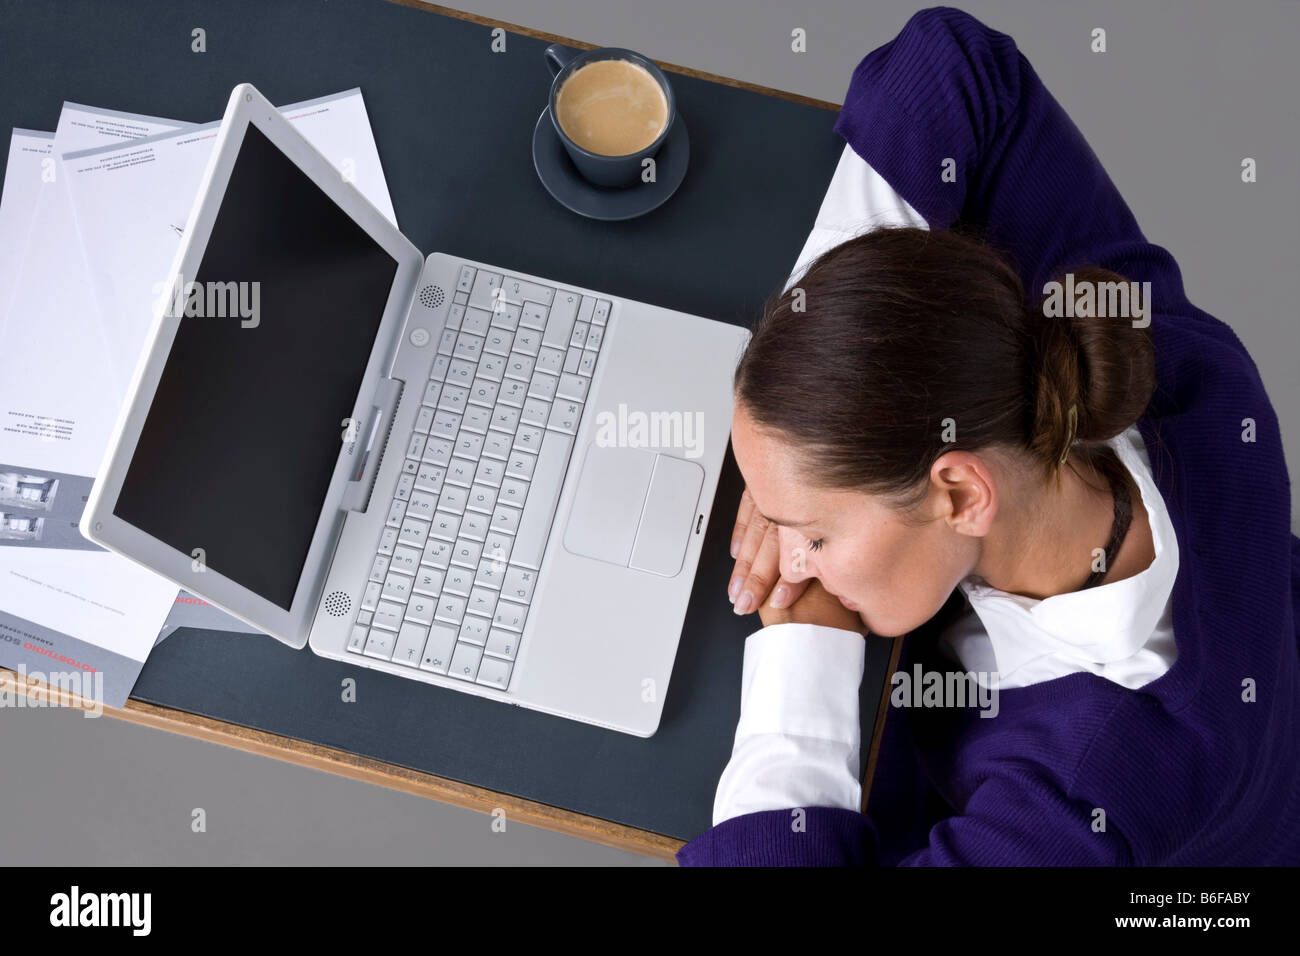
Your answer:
[732,226,1156,636]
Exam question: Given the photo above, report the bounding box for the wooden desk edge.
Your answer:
[386,0,843,113]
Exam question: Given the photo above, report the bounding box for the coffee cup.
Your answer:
[545,44,676,188]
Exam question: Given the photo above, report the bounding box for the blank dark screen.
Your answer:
[114,123,399,611]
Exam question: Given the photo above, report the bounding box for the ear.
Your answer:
[929,450,998,538]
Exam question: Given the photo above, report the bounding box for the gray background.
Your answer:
[2,0,1296,866]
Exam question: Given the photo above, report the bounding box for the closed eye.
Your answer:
[807,537,824,552]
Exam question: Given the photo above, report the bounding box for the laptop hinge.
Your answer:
[339,377,403,514]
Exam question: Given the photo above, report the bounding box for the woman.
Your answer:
[677,7,1300,866]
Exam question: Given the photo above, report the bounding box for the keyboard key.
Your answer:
[405,595,436,625]
[445,303,465,329]
[592,299,610,324]
[469,378,500,408]
[456,264,476,293]
[373,601,404,631]
[392,622,428,666]
[438,384,468,412]
[493,600,528,633]
[413,566,444,596]
[513,425,544,453]
[477,352,506,382]
[452,537,483,567]
[363,628,395,660]
[414,405,436,434]
[482,431,511,461]
[361,580,383,610]
[502,276,556,307]
[467,483,498,513]
[521,398,550,426]
[397,522,429,550]
[407,491,438,519]
[459,510,490,541]
[482,533,513,566]
[513,325,542,355]
[543,291,580,348]
[484,628,519,662]
[438,484,468,514]
[386,500,406,528]
[445,457,476,487]
[422,380,443,407]
[391,545,421,573]
[437,327,457,355]
[498,378,527,407]
[498,477,528,507]
[447,358,476,385]
[462,404,492,433]
[448,642,483,682]
[444,565,474,595]
[563,347,582,374]
[370,555,391,583]
[490,504,522,535]
[459,616,490,646]
[558,373,590,401]
[468,270,503,311]
[512,430,574,568]
[503,565,537,604]
[484,328,513,356]
[462,307,492,335]
[474,457,504,487]
[547,400,582,435]
[505,451,537,480]
[491,404,521,433]
[422,538,452,568]
[435,594,468,624]
[415,463,446,494]
[453,332,483,361]
[347,625,368,654]
[578,351,596,376]
[536,346,565,375]
[490,302,521,330]
[455,430,484,460]
[527,371,558,401]
[475,557,505,589]
[431,410,461,439]
[430,511,461,541]
[569,321,589,349]
[585,325,605,351]
[377,526,399,555]
[505,352,535,381]
[576,295,595,325]
[419,624,458,673]
[476,656,512,690]
[467,586,498,618]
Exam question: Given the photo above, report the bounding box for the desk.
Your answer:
[0,0,902,861]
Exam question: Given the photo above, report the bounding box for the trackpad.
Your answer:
[564,445,704,576]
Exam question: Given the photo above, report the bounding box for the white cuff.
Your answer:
[712,622,867,825]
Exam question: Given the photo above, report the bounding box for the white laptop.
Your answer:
[82,83,748,737]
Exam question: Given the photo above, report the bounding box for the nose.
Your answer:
[777,526,815,583]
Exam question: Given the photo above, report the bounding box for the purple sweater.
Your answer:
[678,7,1300,866]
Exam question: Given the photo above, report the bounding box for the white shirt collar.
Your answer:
[953,427,1179,679]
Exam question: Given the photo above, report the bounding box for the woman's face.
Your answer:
[731,403,980,637]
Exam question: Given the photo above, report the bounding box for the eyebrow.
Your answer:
[762,514,814,529]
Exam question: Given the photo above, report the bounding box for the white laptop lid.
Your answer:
[81,83,425,648]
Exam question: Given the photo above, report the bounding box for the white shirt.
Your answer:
[712,146,1179,826]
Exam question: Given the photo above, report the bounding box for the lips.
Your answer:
[828,589,858,611]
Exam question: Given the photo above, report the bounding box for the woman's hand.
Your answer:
[758,578,866,633]
[728,486,809,615]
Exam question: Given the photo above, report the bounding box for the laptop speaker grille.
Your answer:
[418,284,445,309]
[324,590,352,618]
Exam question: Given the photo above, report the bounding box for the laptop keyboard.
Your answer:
[344,264,610,691]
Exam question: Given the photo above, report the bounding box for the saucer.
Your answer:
[532,108,689,221]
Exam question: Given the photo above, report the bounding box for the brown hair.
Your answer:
[734,226,1156,505]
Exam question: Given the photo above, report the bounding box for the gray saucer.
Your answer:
[532,108,689,221]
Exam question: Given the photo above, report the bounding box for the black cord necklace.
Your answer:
[1077,452,1134,590]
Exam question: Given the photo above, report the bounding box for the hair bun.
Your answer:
[1027,266,1156,471]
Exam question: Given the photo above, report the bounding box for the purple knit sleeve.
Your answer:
[675,807,878,866]
[832,6,1248,358]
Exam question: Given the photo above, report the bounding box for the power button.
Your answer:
[409,328,431,348]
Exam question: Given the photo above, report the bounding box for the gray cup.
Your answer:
[545,44,676,189]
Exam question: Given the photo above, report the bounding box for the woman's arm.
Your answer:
[836,6,1246,355]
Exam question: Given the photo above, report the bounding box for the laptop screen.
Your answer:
[113,123,399,611]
